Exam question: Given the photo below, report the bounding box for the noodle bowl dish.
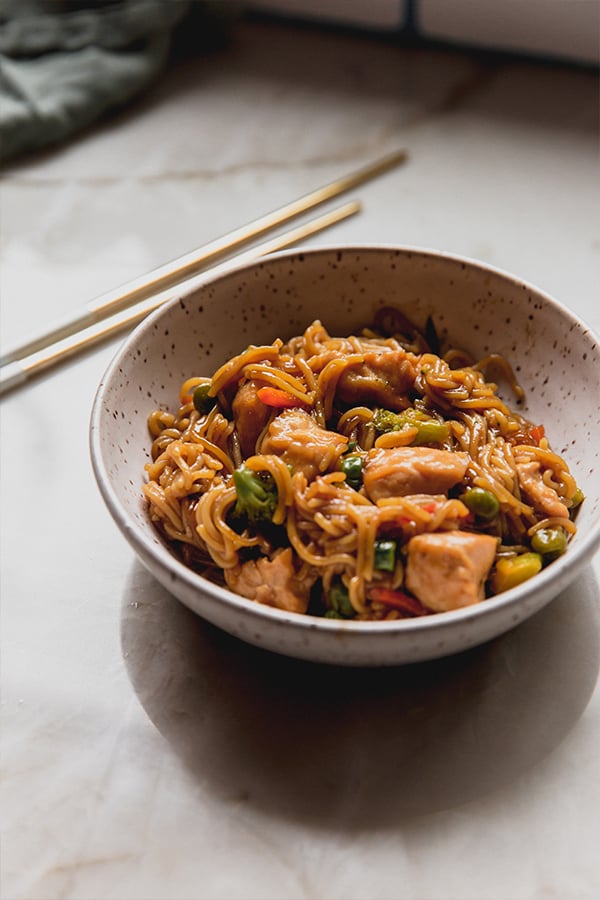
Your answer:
[90,246,600,665]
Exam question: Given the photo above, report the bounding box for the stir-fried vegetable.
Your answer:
[256,386,307,409]
[372,407,449,445]
[193,383,217,414]
[530,527,568,561]
[325,580,355,618]
[528,424,545,444]
[367,586,428,616]
[460,487,500,521]
[340,454,364,489]
[232,465,278,523]
[492,552,542,593]
[571,487,585,509]
[374,539,397,572]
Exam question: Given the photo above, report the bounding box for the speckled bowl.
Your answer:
[90,246,600,666]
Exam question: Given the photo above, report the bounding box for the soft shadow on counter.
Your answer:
[121,564,600,827]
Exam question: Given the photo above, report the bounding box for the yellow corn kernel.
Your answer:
[492,552,542,594]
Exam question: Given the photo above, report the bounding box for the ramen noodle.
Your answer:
[143,307,583,620]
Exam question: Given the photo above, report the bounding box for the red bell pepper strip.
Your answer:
[529,424,545,444]
[368,587,429,617]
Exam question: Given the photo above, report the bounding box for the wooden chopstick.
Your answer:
[0,199,360,396]
[0,148,407,368]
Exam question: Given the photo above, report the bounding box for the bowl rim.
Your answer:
[89,243,600,638]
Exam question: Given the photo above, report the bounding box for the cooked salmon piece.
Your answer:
[224,547,317,613]
[516,460,570,519]
[405,531,498,612]
[363,446,469,502]
[336,349,418,411]
[261,407,348,480]
[232,379,272,458]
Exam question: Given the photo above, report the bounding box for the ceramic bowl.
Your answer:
[90,246,600,666]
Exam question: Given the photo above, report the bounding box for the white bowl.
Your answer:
[90,246,600,666]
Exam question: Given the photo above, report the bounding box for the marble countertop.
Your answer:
[1,17,599,900]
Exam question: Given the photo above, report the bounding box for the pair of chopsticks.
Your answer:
[0,149,407,397]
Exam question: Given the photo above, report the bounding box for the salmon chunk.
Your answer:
[363,446,469,502]
[232,379,272,458]
[224,547,317,614]
[261,408,348,480]
[516,459,569,519]
[405,531,498,612]
[337,349,418,411]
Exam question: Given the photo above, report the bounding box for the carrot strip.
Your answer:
[257,386,308,409]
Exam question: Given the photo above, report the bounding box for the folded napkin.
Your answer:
[0,0,192,163]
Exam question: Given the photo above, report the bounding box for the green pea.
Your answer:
[460,487,500,520]
[530,528,568,560]
[340,454,364,490]
[571,487,584,509]
[193,383,217,414]
[374,539,397,572]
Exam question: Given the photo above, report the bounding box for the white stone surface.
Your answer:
[1,17,599,900]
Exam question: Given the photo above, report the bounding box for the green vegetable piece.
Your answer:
[193,383,217,414]
[492,552,542,593]
[372,407,449,445]
[328,581,355,618]
[324,609,344,619]
[530,527,568,561]
[571,487,584,509]
[412,420,450,445]
[460,487,500,520]
[374,539,397,572]
[413,422,442,443]
[232,465,277,523]
[372,408,403,434]
[340,454,364,489]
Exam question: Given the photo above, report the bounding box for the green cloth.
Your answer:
[0,0,192,163]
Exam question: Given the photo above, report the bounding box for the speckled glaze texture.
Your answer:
[90,246,600,666]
